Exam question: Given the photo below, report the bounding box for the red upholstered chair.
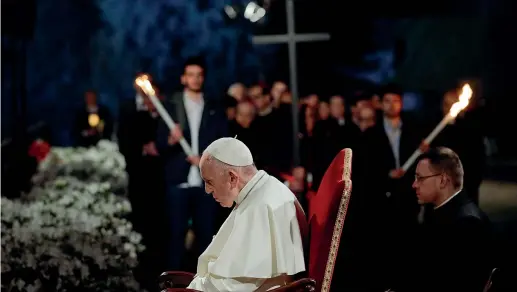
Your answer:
[158,149,353,292]
[307,148,353,292]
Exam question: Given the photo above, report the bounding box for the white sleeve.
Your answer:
[187,273,265,292]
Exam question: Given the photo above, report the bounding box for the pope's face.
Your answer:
[199,156,239,207]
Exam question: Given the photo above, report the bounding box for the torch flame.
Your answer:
[449,84,473,118]
[135,74,156,96]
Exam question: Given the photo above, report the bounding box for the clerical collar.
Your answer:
[236,170,267,205]
[434,189,462,209]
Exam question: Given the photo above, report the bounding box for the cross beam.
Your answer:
[252,0,331,166]
[252,33,331,44]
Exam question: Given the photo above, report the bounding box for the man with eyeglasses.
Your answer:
[398,147,493,292]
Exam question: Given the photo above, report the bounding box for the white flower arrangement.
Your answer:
[1,140,145,291]
[33,140,128,194]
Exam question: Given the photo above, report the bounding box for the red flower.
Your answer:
[28,139,51,162]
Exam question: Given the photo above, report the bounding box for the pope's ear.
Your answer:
[228,170,238,183]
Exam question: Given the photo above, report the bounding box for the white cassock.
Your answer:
[188,170,306,292]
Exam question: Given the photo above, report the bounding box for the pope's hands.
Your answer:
[168,124,183,145]
[389,168,405,179]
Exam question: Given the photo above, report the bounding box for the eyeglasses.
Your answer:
[414,173,441,183]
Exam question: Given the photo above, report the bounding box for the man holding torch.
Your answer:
[361,84,425,289]
[153,57,228,271]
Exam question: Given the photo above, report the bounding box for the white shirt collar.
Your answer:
[236,170,266,205]
[434,190,462,209]
[184,90,204,103]
[383,117,402,131]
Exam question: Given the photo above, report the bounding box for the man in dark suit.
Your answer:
[156,57,228,271]
[311,95,361,191]
[361,84,424,290]
[402,147,492,292]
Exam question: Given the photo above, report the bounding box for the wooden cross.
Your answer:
[252,0,331,165]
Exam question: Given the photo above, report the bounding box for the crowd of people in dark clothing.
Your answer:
[71,57,491,291]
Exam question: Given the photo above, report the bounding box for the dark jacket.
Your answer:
[156,92,228,185]
[362,115,424,226]
[405,192,493,292]
[117,101,159,175]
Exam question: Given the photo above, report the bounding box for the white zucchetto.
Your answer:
[204,137,254,167]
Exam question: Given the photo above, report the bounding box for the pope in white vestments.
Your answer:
[187,137,306,292]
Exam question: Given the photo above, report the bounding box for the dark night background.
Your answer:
[2,1,517,291]
[2,0,516,157]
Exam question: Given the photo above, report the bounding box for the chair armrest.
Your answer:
[269,278,316,292]
[159,271,196,289]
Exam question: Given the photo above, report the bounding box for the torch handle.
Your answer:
[178,138,194,156]
[401,115,452,172]
[424,114,452,144]
[146,93,194,157]
[401,149,423,172]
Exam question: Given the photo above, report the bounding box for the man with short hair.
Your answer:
[248,84,291,176]
[270,81,288,108]
[311,95,360,190]
[361,84,426,289]
[187,137,305,292]
[157,57,228,271]
[404,147,492,292]
[228,101,257,154]
[414,147,467,206]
